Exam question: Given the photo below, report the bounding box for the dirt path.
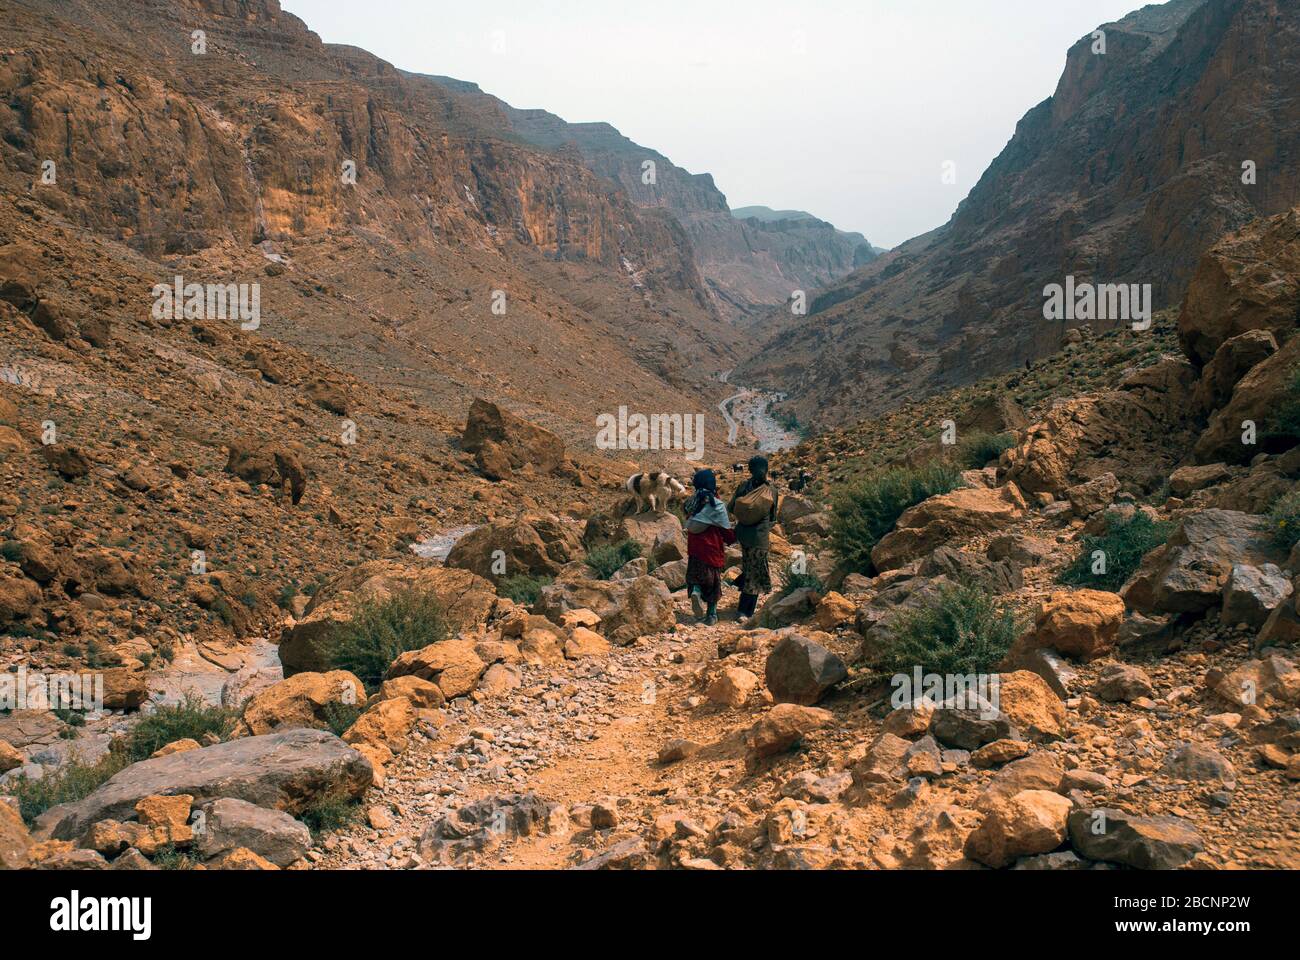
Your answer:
[309,615,758,870]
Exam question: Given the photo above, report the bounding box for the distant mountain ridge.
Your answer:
[423,77,879,321]
[736,0,1300,429]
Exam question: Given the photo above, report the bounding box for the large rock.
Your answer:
[743,704,833,761]
[965,789,1071,869]
[930,692,1017,750]
[995,671,1066,741]
[446,514,583,581]
[536,576,675,645]
[1001,360,1199,497]
[1191,330,1279,414]
[1067,808,1204,870]
[582,508,684,557]
[1194,333,1300,464]
[1178,206,1300,367]
[1123,510,1286,617]
[196,797,311,867]
[462,399,566,478]
[1016,590,1124,662]
[35,730,372,842]
[280,561,496,675]
[237,671,365,737]
[764,634,848,705]
[872,484,1028,572]
[1221,563,1293,628]
[0,799,31,868]
[385,638,486,700]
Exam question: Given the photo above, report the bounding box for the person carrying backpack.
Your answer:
[729,454,779,624]
[683,468,735,626]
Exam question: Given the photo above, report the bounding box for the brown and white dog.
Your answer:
[625,471,686,514]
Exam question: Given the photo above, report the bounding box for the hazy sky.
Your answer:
[282,0,1144,248]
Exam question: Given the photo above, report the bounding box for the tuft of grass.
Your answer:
[124,693,234,762]
[829,464,961,575]
[299,787,363,837]
[1058,511,1172,591]
[497,573,553,607]
[5,745,133,825]
[958,432,1017,470]
[326,588,449,692]
[775,560,825,600]
[584,539,642,580]
[151,844,199,870]
[322,700,363,737]
[877,582,1022,677]
[1263,364,1300,445]
[1267,489,1300,552]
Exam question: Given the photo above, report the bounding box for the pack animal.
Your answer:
[625,472,686,514]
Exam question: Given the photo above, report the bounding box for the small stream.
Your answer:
[410,524,479,562]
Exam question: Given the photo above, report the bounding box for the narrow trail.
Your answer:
[716,368,801,453]
[309,613,805,871]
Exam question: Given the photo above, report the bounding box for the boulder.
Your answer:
[280,561,495,675]
[1123,510,1286,617]
[1161,742,1236,785]
[445,514,583,581]
[965,789,1072,869]
[1195,333,1300,464]
[237,671,365,737]
[1221,563,1292,628]
[1209,655,1300,709]
[35,730,372,842]
[0,738,23,774]
[536,576,675,645]
[583,509,683,556]
[462,399,566,477]
[385,638,486,700]
[743,704,833,761]
[1065,473,1119,517]
[757,587,819,628]
[195,797,311,867]
[0,799,31,868]
[1017,590,1124,662]
[342,697,416,754]
[1191,330,1279,414]
[995,671,1065,741]
[1168,463,1236,499]
[1177,206,1300,367]
[930,692,1017,750]
[872,484,1028,571]
[706,667,760,708]
[982,753,1065,805]
[764,634,847,706]
[1093,662,1155,702]
[1067,808,1204,870]
[651,558,688,592]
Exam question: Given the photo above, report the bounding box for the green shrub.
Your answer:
[322,700,362,737]
[299,787,363,837]
[959,432,1016,469]
[0,541,22,562]
[151,844,199,870]
[830,464,961,575]
[326,588,449,691]
[1267,489,1300,551]
[877,582,1022,677]
[1058,511,1172,591]
[498,574,553,607]
[5,745,132,825]
[584,539,642,580]
[776,560,825,600]
[124,693,234,762]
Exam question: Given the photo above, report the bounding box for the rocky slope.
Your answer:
[737,0,1300,430]
[5,201,1299,873]
[426,78,879,321]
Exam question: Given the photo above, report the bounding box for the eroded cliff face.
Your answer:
[737,0,1300,430]
[425,78,877,322]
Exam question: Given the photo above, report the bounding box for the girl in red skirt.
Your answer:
[683,468,736,626]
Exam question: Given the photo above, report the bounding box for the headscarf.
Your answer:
[747,455,769,485]
[689,468,718,516]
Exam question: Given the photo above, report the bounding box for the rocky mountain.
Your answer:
[737,0,1300,430]
[425,78,878,321]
